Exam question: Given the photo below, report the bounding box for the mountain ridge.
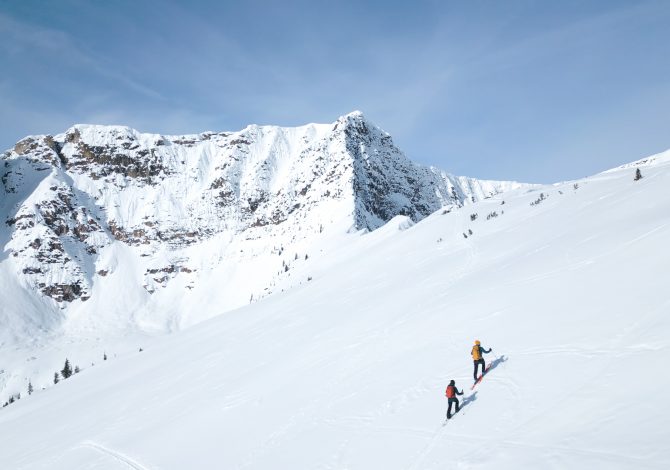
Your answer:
[1,112,526,343]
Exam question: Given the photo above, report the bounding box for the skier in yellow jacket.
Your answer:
[471,340,492,382]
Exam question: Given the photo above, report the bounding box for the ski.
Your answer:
[470,363,492,390]
[443,407,464,425]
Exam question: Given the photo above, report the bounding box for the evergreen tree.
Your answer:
[61,359,73,379]
[28,381,34,395]
[54,372,60,384]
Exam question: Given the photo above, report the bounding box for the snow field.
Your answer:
[1,153,669,468]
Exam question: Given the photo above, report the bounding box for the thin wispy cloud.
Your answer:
[0,13,163,101]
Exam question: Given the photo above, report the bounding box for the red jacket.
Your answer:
[445,385,463,398]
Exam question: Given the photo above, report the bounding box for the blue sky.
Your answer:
[1,0,669,182]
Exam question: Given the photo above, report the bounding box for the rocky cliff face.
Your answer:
[0,111,524,338]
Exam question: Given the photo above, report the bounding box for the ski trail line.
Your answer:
[405,421,446,470]
[79,441,150,470]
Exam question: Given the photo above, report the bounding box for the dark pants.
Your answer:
[447,397,460,419]
[473,359,486,381]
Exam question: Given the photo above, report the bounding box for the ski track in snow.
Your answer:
[515,345,664,358]
[406,419,456,470]
[483,311,665,467]
[78,441,150,470]
[451,433,659,468]
[235,398,324,470]
[406,357,515,470]
[621,222,669,247]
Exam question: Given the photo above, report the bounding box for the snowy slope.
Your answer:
[0,112,525,400]
[1,150,668,469]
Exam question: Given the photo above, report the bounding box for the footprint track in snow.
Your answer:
[79,441,150,470]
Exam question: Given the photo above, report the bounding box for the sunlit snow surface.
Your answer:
[1,151,669,469]
[0,113,526,400]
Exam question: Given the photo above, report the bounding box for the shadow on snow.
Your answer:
[447,354,508,420]
[487,354,508,374]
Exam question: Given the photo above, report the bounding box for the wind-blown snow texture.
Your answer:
[1,114,669,468]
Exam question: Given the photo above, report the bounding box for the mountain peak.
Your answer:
[337,110,374,128]
[334,110,389,141]
[343,110,365,119]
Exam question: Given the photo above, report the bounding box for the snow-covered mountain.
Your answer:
[0,111,523,344]
[1,144,668,469]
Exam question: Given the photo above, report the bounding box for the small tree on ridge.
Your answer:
[61,359,73,379]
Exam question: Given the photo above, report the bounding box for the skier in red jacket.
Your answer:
[445,379,464,419]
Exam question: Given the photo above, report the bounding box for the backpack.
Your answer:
[446,385,455,398]
[472,345,482,360]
